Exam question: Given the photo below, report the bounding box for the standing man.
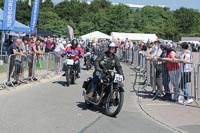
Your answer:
[7,38,26,83]
[45,36,53,52]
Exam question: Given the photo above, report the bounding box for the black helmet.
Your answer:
[71,39,78,46]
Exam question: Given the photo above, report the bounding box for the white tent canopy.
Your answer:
[111,32,158,42]
[80,31,112,40]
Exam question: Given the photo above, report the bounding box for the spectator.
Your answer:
[34,39,44,69]
[27,38,35,79]
[146,41,163,97]
[5,35,13,46]
[28,38,42,81]
[54,39,65,74]
[7,38,26,84]
[158,45,181,102]
[177,42,193,104]
[159,44,171,100]
[18,37,29,83]
[45,36,53,52]
[139,41,147,52]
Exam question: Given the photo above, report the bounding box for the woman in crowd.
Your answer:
[158,45,181,102]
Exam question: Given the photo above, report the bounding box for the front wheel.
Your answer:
[65,68,71,86]
[86,59,91,70]
[84,82,93,107]
[104,88,124,117]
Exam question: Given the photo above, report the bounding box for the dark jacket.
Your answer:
[85,45,95,53]
[94,52,124,76]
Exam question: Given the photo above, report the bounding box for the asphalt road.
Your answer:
[0,63,179,133]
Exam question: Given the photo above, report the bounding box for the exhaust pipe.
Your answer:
[83,90,104,105]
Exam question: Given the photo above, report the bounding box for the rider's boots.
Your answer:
[76,73,80,78]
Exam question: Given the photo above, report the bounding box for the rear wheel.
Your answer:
[104,88,124,117]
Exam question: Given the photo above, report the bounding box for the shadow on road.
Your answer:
[76,101,102,114]
[52,81,78,87]
[52,81,66,86]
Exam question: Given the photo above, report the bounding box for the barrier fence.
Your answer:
[0,52,62,89]
[0,55,8,88]
[117,47,200,104]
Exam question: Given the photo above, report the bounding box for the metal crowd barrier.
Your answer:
[118,47,200,104]
[0,52,63,89]
[0,55,8,88]
[195,64,200,100]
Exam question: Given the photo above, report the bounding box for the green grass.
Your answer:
[0,64,7,73]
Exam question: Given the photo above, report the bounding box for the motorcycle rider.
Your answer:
[62,38,84,78]
[84,41,95,65]
[87,42,125,97]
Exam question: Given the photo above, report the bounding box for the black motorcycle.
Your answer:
[63,54,79,86]
[82,69,124,117]
[85,52,94,70]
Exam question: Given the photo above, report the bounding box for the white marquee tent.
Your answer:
[111,32,158,42]
[80,31,112,40]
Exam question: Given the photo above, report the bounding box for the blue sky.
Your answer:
[52,0,200,10]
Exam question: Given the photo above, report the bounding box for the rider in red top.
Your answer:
[63,39,84,78]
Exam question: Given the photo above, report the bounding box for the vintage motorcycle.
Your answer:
[82,67,124,117]
[85,52,94,70]
[62,54,79,86]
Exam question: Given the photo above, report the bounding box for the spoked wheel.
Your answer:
[84,81,93,107]
[86,60,91,70]
[71,70,76,84]
[65,68,71,86]
[104,88,124,117]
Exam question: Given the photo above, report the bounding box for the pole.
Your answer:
[0,31,5,55]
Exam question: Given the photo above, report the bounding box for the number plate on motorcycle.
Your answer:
[114,74,123,83]
[67,59,74,65]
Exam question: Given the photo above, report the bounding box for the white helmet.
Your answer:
[109,42,117,48]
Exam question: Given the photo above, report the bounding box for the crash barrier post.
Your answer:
[149,60,162,100]
[132,53,148,92]
[132,49,139,67]
[0,55,8,89]
[195,64,200,101]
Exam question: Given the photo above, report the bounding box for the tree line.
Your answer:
[0,0,200,41]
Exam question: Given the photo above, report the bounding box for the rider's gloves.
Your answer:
[61,52,67,57]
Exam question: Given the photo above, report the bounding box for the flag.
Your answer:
[3,0,17,30]
[28,0,31,6]
[30,0,40,33]
[67,25,74,40]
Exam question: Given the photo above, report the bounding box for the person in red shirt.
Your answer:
[62,39,84,78]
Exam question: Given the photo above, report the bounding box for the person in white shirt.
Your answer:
[54,39,65,74]
[177,42,193,104]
